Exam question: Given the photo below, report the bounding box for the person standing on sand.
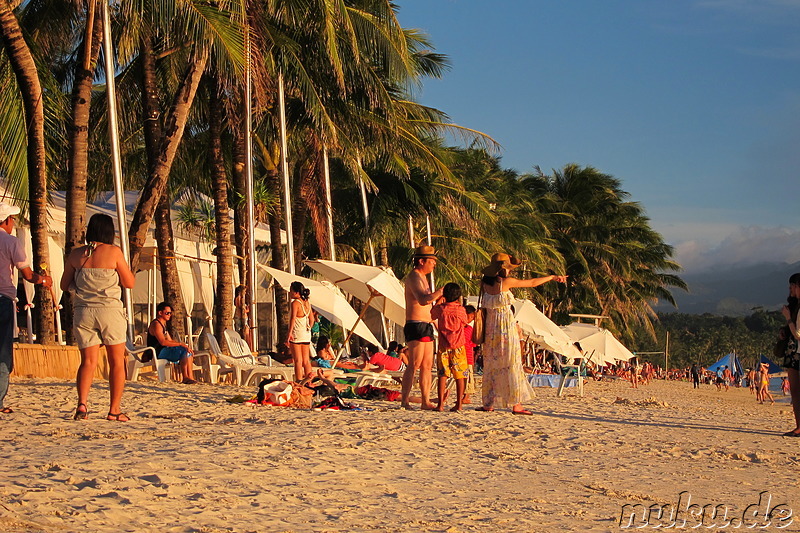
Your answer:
[691,363,702,389]
[477,253,567,415]
[62,213,135,421]
[431,282,469,412]
[400,245,443,410]
[781,273,800,437]
[0,203,53,415]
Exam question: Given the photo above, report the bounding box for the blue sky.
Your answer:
[396,1,800,274]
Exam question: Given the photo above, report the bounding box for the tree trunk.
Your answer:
[64,0,104,344]
[231,113,249,297]
[208,76,233,342]
[0,0,54,343]
[138,31,186,340]
[154,192,186,340]
[128,46,209,271]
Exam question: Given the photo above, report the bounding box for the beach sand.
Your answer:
[1,376,799,532]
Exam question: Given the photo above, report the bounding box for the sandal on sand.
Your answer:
[74,403,88,420]
[106,412,130,422]
[782,431,800,437]
[0,407,13,414]
[181,378,197,385]
[512,409,533,415]
[475,406,494,412]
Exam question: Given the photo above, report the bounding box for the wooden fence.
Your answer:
[11,344,109,380]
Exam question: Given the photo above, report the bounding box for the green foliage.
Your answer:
[629,310,785,370]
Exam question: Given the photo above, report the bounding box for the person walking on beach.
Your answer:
[477,253,567,415]
[0,203,53,415]
[431,282,469,412]
[781,273,800,437]
[62,213,135,421]
[147,302,197,384]
[401,245,443,410]
[758,362,774,405]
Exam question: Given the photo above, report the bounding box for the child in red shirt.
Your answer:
[431,283,469,411]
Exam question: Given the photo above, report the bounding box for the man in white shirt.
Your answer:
[0,202,52,414]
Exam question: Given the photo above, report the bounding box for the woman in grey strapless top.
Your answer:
[61,214,135,422]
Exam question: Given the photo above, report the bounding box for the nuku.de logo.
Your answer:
[619,491,793,529]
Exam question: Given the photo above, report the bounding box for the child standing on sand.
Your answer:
[758,363,775,405]
[431,283,469,412]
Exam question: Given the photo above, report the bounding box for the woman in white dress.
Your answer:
[477,253,567,414]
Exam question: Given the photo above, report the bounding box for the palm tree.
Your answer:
[525,164,687,340]
[0,0,55,343]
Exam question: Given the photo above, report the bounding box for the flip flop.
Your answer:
[512,409,533,415]
[106,412,130,422]
[0,407,13,414]
[475,406,494,412]
[74,403,88,420]
[782,431,800,437]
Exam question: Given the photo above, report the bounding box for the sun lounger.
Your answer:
[218,329,294,385]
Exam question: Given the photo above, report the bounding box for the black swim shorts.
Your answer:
[404,321,434,342]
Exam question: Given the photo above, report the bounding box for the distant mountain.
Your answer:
[655,261,800,315]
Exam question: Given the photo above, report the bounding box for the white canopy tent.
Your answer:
[560,322,634,366]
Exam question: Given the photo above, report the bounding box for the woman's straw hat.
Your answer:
[482,252,522,276]
[412,245,437,259]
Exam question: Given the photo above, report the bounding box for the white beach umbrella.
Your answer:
[259,265,382,349]
[513,299,581,359]
[561,322,634,366]
[304,259,406,326]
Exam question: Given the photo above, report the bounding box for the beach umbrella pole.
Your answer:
[330,293,375,369]
[102,0,134,340]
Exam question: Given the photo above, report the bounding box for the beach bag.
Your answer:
[263,381,293,406]
[472,292,486,345]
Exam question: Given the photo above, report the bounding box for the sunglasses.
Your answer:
[163,311,173,316]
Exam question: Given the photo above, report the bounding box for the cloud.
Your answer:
[672,226,800,273]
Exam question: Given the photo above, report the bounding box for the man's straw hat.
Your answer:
[412,245,437,259]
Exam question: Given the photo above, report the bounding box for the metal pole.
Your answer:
[425,214,435,290]
[277,72,295,273]
[323,147,335,261]
[665,330,670,372]
[102,0,134,340]
[357,157,375,265]
[245,28,258,350]
[407,215,415,248]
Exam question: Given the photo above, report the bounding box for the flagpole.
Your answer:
[323,147,335,261]
[245,27,258,350]
[278,72,295,273]
[102,0,133,340]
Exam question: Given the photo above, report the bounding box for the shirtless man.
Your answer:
[400,245,444,409]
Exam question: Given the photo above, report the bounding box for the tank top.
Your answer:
[72,268,123,308]
[290,298,312,343]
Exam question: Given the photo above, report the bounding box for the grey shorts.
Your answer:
[73,307,127,349]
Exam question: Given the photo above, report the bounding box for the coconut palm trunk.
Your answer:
[137,32,188,338]
[128,46,209,272]
[265,167,288,344]
[64,1,104,344]
[0,0,54,343]
[230,114,250,325]
[208,76,233,341]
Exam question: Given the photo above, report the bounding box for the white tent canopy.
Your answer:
[512,299,581,359]
[561,322,634,366]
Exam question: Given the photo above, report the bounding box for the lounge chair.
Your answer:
[204,329,292,386]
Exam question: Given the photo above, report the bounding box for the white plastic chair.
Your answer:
[222,328,293,386]
[125,340,171,382]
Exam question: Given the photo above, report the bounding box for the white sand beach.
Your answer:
[1,377,798,532]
